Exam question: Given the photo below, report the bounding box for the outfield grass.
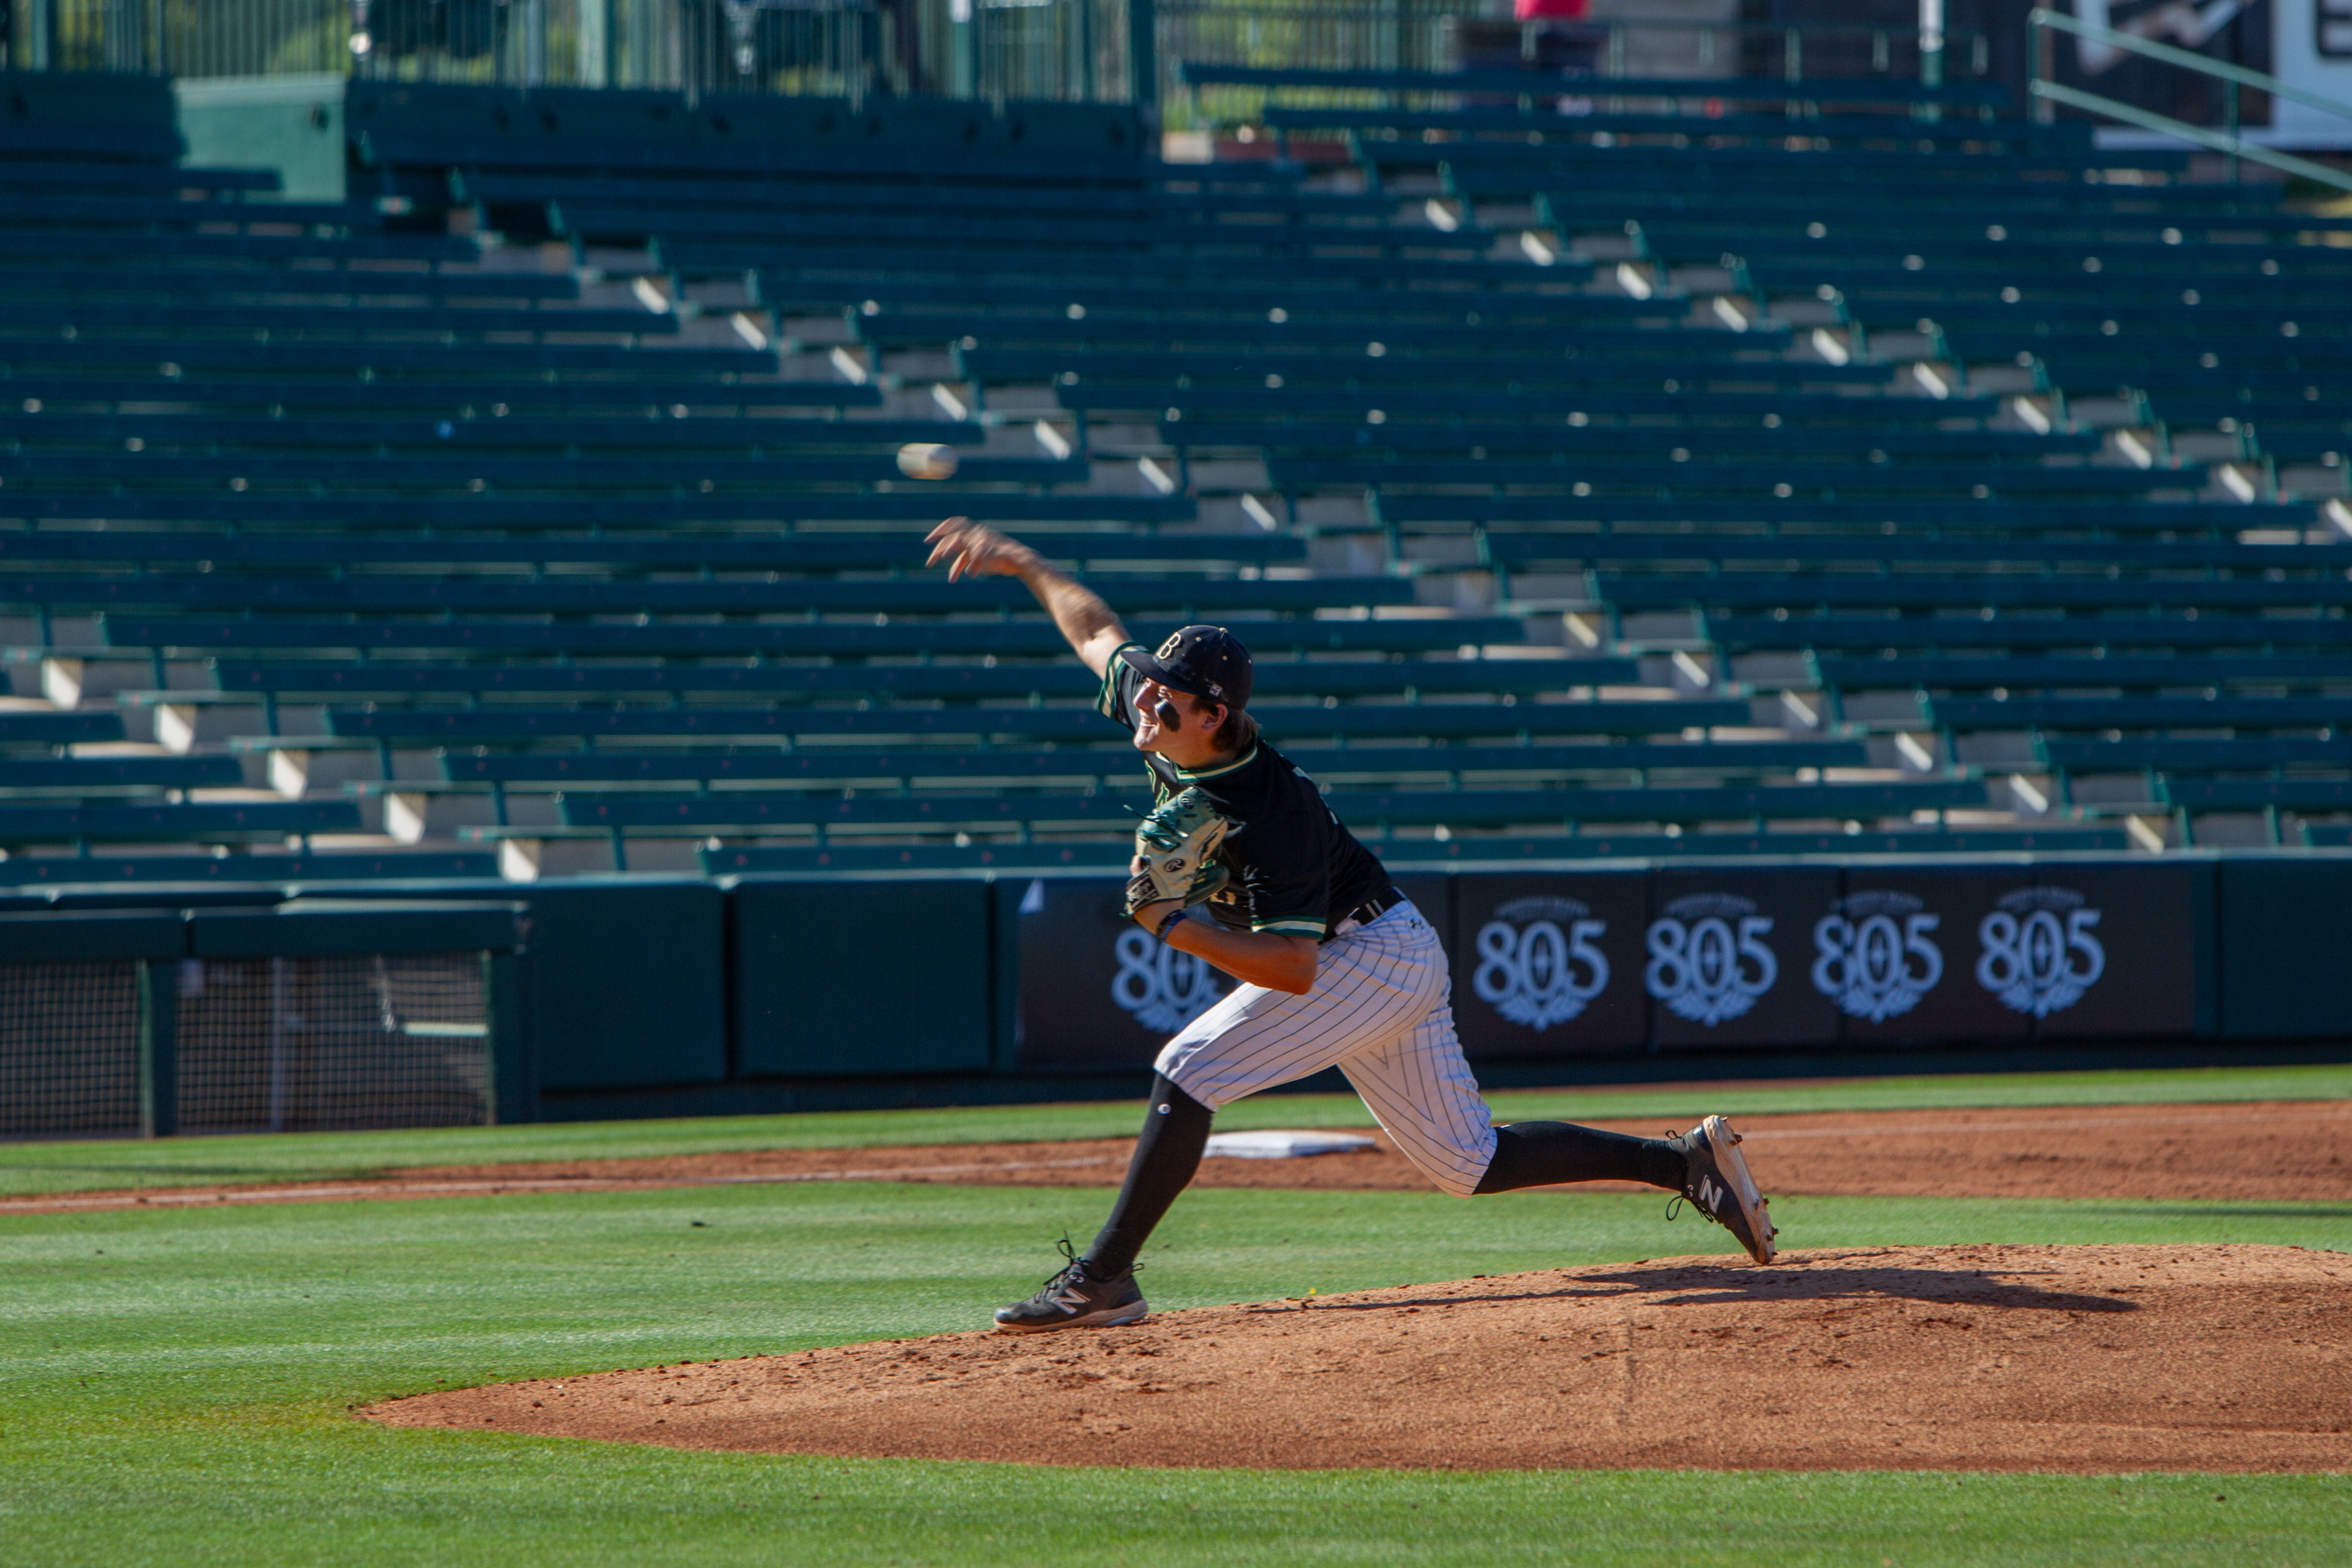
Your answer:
[3,1060,2347,1199]
[1,1176,2347,1565]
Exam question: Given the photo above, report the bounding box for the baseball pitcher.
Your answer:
[925,519,1778,1334]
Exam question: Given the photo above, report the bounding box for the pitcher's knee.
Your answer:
[1420,1163,1486,1199]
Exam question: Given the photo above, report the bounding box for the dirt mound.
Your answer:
[366,1243,2352,1472]
[15,1100,2349,1216]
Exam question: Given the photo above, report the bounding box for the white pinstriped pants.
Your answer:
[1154,901,1499,1198]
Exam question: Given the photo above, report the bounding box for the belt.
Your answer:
[1332,886,1407,937]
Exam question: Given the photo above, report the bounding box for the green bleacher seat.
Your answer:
[2044,738,2352,771]
[0,573,1410,617]
[1493,534,2340,575]
[1283,458,2184,496]
[0,801,358,844]
[0,375,885,413]
[0,712,124,745]
[0,757,240,790]
[0,264,581,303]
[1175,420,2094,463]
[20,493,1189,528]
[3,531,1303,572]
[1605,576,2352,614]
[1706,616,2352,653]
[557,777,1985,833]
[1816,654,2352,691]
[211,656,1621,702]
[325,696,1735,745]
[1931,695,2352,729]
[105,615,1516,659]
[699,823,2128,874]
[969,348,1888,396]
[441,738,1860,787]
[1388,497,2289,535]
[2163,778,2352,811]
[0,851,497,885]
[0,413,991,454]
[0,300,673,337]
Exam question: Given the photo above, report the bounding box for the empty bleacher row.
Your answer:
[11,65,2349,878]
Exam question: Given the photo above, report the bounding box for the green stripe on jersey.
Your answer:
[1096,641,1146,720]
[1255,918,1327,937]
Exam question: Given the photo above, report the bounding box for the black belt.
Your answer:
[1335,887,1407,934]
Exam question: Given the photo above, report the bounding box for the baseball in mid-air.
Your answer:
[896,442,959,481]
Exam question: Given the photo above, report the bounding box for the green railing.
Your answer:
[1157,6,1994,132]
[2029,6,2352,194]
[3,0,1135,104]
[3,0,1997,122]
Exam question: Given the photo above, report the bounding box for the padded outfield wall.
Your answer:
[612,852,2341,1123]
[0,855,2345,1133]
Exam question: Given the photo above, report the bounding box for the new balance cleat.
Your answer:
[1668,1114,1778,1265]
[993,1240,1149,1333]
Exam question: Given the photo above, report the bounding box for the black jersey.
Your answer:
[1098,644,1394,940]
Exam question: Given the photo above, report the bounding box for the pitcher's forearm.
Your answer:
[1018,559,1127,661]
[1161,915,1318,994]
[926,519,1128,672]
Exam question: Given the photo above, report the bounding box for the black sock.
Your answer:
[1473,1121,1688,1195]
[1083,1075,1213,1277]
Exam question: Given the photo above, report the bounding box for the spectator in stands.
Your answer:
[1510,0,1599,73]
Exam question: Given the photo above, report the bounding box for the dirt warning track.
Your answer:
[9,1099,2349,1215]
[366,1243,2352,1473]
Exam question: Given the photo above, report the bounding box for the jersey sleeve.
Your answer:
[1095,642,1147,726]
[1229,799,1334,939]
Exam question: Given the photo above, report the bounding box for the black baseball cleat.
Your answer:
[993,1240,1149,1333]
[1667,1114,1778,1265]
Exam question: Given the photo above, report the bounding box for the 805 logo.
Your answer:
[1812,891,1944,1022]
[1977,887,2105,1017]
[1645,893,1778,1026]
[1472,894,1610,1031]
[1111,928,1231,1034]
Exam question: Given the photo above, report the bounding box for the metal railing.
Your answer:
[8,0,1991,119]
[3,0,1130,102]
[1158,7,1994,132]
[2030,6,2352,194]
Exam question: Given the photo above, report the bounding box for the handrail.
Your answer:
[2030,78,2352,193]
[2029,6,2352,125]
[2028,5,2352,192]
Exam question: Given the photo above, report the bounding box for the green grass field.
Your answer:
[6,1059,2349,1199]
[3,1063,2348,1565]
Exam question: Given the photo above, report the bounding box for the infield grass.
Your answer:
[2,1059,2346,1198]
[1,1177,2347,1566]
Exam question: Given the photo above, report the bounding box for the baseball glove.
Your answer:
[1124,786,1235,918]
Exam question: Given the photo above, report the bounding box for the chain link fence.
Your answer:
[0,961,144,1139]
[173,952,490,1136]
[0,903,516,1144]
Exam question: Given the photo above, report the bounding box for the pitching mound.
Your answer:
[366,1243,2352,1472]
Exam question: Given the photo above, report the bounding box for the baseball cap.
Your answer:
[1120,625,1254,711]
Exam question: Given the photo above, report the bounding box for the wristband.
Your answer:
[1153,906,1189,941]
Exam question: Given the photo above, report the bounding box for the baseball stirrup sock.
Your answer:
[1083,1074,1212,1278]
[1472,1122,1687,1194]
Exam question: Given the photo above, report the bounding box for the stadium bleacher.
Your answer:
[0,56,2342,884]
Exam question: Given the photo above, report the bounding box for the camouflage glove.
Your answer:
[1124,786,1234,919]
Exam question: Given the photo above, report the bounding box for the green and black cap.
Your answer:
[1119,625,1253,710]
